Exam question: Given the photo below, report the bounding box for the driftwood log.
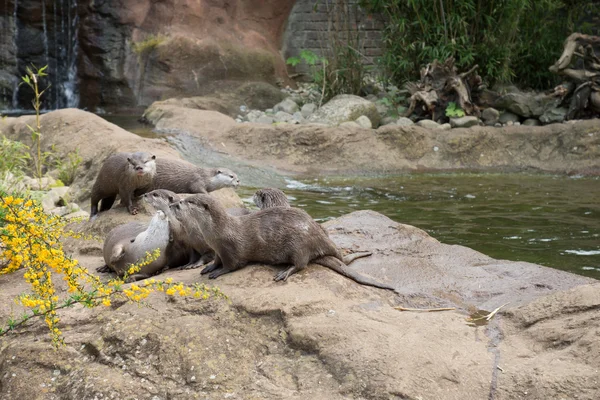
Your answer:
[549,33,600,119]
[404,57,483,122]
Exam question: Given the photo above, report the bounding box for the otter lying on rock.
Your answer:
[171,194,397,292]
[135,158,240,196]
[99,210,171,282]
[90,152,156,217]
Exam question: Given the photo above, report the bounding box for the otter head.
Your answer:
[175,194,219,224]
[127,152,156,177]
[253,188,290,209]
[210,168,240,190]
[143,189,180,210]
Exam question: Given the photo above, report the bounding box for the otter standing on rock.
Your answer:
[135,158,240,195]
[100,210,171,281]
[90,152,156,217]
[172,194,397,292]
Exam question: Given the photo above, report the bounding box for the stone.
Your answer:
[375,102,389,117]
[380,116,397,126]
[63,210,90,220]
[256,115,275,124]
[246,110,264,122]
[498,112,520,124]
[495,91,561,118]
[450,116,480,128]
[308,95,380,127]
[355,115,373,129]
[395,117,414,127]
[273,98,300,114]
[540,107,568,124]
[273,111,294,123]
[23,176,56,191]
[292,111,305,123]
[481,107,500,125]
[439,123,452,130]
[41,190,61,212]
[416,119,441,129]
[523,118,541,126]
[301,103,317,118]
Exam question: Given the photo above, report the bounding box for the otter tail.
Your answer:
[343,251,372,265]
[314,255,397,293]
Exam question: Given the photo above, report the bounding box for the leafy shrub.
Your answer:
[360,0,594,89]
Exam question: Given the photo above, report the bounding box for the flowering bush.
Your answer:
[0,195,224,347]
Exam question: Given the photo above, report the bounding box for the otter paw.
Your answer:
[200,262,219,274]
[130,208,139,215]
[208,268,231,279]
[96,265,111,273]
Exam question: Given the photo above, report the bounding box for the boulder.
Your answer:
[380,116,397,126]
[396,117,415,127]
[450,116,481,128]
[355,115,373,129]
[273,111,294,123]
[308,95,380,126]
[499,111,520,124]
[300,102,317,118]
[523,118,541,126]
[539,107,568,124]
[273,98,300,114]
[416,119,441,129]
[481,107,500,125]
[495,91,562,118]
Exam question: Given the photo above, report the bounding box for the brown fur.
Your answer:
[135,158,240,196]
[90,152,156,217]
[253,188,290,209]
[173,194,397,292]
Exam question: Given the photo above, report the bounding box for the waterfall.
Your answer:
[11,0,19,109]
[62,0,79,108]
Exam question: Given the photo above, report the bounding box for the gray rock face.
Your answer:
[450,116,480,128]
[396,117,415,127]
[499,112,520,124]
[273,98,300,114]
[301,103,317,118]
[416,119,441,129]
[495,91,561,118]
[540,107,568,124]
[308,94,380,126]
[481,107,500,125]
[355,115,373,129]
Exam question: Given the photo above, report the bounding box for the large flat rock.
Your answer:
[1,210,597,399]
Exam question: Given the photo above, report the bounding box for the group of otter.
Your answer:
[92,151,396,292]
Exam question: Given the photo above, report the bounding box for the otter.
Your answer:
[134,158,240,196]
[252,187,290,209]
[142,189,203,269]
[171,194,397,292]
[100,210,171,281]
[90,152,156,217]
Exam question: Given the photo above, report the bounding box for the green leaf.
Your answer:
[286,56,301,67]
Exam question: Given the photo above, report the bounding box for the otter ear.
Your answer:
[217,169,223,174]
[127,157,132,164]
[168,195,174,203]
[203,202,209,211]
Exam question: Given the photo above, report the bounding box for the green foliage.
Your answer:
[55,149,82,186]
[445,102,465,118]
[0,136,30,176]
[360,0,594,89]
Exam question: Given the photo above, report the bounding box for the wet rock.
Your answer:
[416,119,441,129]
[523,118,541,126]
[273,98,300,114]
[540,107,568,124]
[301,103,317,118]
[308,94,380,126]
[355,115,373,129]
[499,111,520,124]
[450,116,480,128]
[396,117,414,127]
[481,107,500,125]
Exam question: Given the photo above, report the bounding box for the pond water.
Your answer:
[108,116,600,280]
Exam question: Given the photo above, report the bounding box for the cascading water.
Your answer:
[1,0,79,111]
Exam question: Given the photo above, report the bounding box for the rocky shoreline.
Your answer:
[0,109,599,399]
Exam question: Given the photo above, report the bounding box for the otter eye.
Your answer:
[168,196,174,202]
[229,174,234,178]
[153,193,158,197]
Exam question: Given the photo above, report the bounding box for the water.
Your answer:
[236,173,600,280]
